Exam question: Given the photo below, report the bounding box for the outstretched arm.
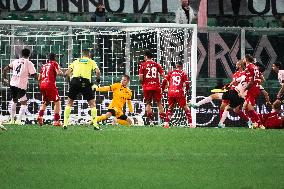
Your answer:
[96,86,111,92]
[127,100,134,113]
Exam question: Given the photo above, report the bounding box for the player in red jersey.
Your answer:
[139,50,166,125]
[242,54,263,127]
[258,101,284,129]
[37,53,63,126]
[162,62,192,128]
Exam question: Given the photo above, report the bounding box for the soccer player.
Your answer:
[271,62,284,105]
[63,49,101,130]
[2,48,37,125]
[162,62,192,128]
[139,50,166,125]
[242,54,263,127]
[258,100,284,129]
[37,53,63,126]
[94,75,134,126]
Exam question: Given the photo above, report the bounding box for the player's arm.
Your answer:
[138,64,144,83]
[127,92,134,113]
[277,83,284,100]
[2,65,11,86]
[95,68,101,84]
[65,67,73,82]
[260,87,271,107]
[95,85,111,92]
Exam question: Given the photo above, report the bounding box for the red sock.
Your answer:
[238,111,249,122]
[147,112,154,121]
[54,113,60,121]
[185,108,192,124]
[166,110,172,123]
[39,110,44,117]
[159,112,166,120]
[219,109,224,119]
[246,110,260,123]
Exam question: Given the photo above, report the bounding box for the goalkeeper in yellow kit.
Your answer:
[94,75,134,126]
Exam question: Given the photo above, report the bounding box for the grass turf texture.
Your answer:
[0,125,284,189]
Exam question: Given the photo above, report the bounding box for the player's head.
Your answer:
[82,49,90,57]
[235,60,245,71]
[48,53,57,61]
[181,0,189,7]
[144,50,153,60]
[21,48,30,58]
[175,62,183,69]
[255,61,266,73]
[121,74,130,86]
[272,61,282,73]
[243,54,254,64]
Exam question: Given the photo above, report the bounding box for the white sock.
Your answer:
[10,102,17,120]
[196,96,212,106]
[17,105,27,122]
[219,110,229,124]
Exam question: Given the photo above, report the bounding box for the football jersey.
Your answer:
[9,58,36,90]
[108,83,132,111]
[138,60,164,90]
[69,56,98,82]
[278,70,284,85]
[245,63,262,89]
[231,70,245,90]
[235,74,248,98]
[40,60,59,88]
[165,69,189,97]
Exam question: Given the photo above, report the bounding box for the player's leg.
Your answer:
[0,115,7,131]
[87,98,100,130]
[37,101,48,126]
[16,88,28,125]
[155,89,166,121]
[164,97,175,128]
[63,98,74,129]
[218,105,230,128]
[53,99,61,126]
[116,114,132,126]
[97,111,113,123]
[9,86,18,124]
[190,93,222,109]
[144,90,154,125]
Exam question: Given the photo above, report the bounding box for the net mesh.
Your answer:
[0,23,195,126]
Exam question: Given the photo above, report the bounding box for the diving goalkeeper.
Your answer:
[93,75,134,126]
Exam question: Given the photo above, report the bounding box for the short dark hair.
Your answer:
[274,61,282,69]
[144,50,153,58]
[82,49,90,56]
[245,54,254,63]
[255,62,266,73]
[123,74,130,81]
[176,62,183,67]
[48,53,56,61]
[22,48,30,57]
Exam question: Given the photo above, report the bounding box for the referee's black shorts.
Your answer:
[68,77,94,101]
[222,90,244,108]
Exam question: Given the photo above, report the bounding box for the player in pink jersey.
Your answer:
[37,53,63,127]
[139,50,166,125]
[161,62,192,128]
[272,62,284,106]
[2,48,37,125]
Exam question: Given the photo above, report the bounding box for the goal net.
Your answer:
[0,21,197,126]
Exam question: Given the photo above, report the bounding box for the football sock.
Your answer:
[165,109,173,122]
[219,109,224,120]
[219,110,229,124]
[17,105,27,121]
[91,107,97,126]
[63,105,71,126]
[237,111,249,122]
[117,119,130,126]
[39,109,45,117]
[54,113,60,121]
[147,112,154,121]
[159,112,166,120]
[10,102,16,121]
[246,110,260,124]
[185,108,192,124]
[196,96,212,107]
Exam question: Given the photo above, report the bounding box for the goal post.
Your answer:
[0,21,197,126]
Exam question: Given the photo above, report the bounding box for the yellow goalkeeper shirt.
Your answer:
[69,56,98,81]
[96,83,133,113]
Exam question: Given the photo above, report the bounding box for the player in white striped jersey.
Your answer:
[272,62,284,104]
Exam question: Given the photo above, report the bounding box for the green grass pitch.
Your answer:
[0,124,284,189]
